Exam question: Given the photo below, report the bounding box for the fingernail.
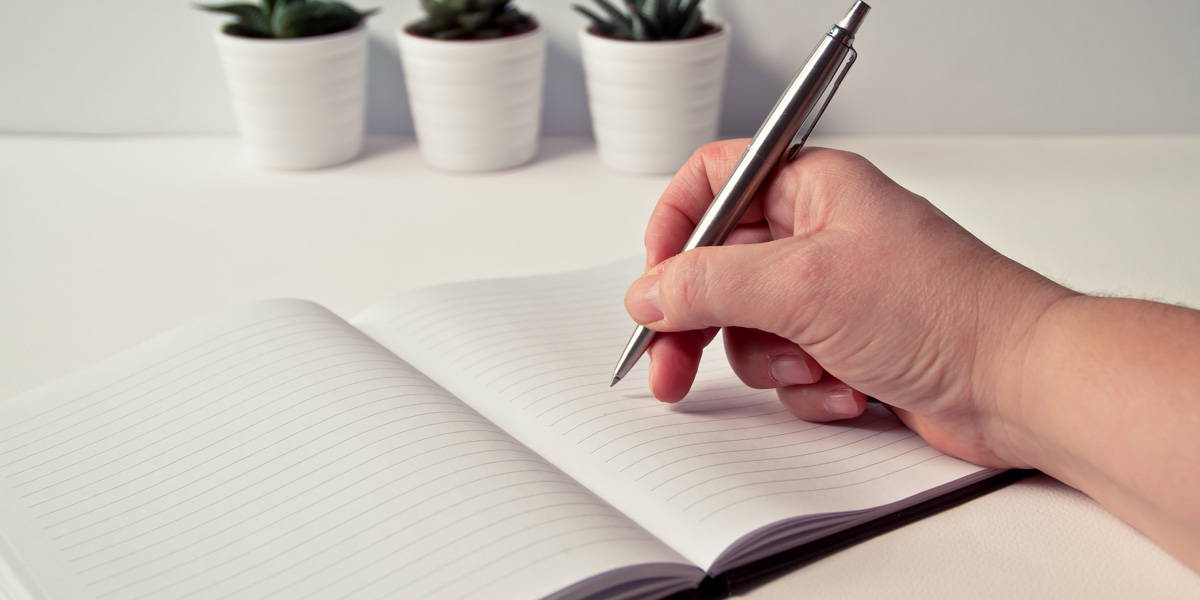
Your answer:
[628,274,664,323]
[769,354,820,385]
[823,387,859,418]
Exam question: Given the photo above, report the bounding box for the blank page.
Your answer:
[355,261,990,570]
[0,300,693,599]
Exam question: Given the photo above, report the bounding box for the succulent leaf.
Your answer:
[199,0,375,38]
[456,9,489,31]
[676,3,702,38]
[592,0,629,26]
[420,0,456,21]
[572,4,610,34]
[575,0,707,41]
[271,0,371,37]
[645,0,665,25]
[625,5,653,40]
[197,3,272,37]
[410,0,535,40]
[433,27,468,38]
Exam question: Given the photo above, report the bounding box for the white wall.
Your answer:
[2,0,1197,136]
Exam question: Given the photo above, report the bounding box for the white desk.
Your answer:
[2,134,1198,597]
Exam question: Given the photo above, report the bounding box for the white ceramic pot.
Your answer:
[398,27,545,172]
[215,25,367,170]
[580,25,730,174]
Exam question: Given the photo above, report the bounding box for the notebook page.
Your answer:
[0,299,695,599]
[354,261,989,570]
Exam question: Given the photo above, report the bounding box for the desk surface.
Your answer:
[2,134,1198,597]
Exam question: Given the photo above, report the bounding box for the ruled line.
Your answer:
[685,444,935,512]
[0,313,325,438]
[8,345,389,485]
[698,454,947,521]
[70,434,518,571]
[0,323,356,461]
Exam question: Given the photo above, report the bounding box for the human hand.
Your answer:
[624,140,1074,469]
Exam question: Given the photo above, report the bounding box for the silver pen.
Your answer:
[611,0,870,387]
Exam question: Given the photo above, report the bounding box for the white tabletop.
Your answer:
[2,134,1198,597]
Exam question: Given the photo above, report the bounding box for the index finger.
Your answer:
[644,139,765,269]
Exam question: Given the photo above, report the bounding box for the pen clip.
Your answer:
[786,46,858,161]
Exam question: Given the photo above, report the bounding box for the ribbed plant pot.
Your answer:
[214,25,367,170]
[398,27,545,172]
[580,25,730,174]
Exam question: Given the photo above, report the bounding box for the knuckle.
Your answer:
[790,149,888,216]
[687,139,752,180]
[798,147,873,180]
[694,139,747,164]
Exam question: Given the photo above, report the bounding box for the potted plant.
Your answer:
[399,0,544,172]
[198,0,378,170]
[573,0,729,174]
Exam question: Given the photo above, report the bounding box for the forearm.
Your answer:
[1000,295,1200,569]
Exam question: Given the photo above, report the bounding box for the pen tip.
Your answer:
[610,376,621,387]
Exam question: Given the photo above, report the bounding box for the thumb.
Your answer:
[625,236,822,338]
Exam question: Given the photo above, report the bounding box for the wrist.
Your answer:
[969,256,1079,469]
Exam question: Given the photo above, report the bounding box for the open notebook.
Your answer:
[0,261,1012,600]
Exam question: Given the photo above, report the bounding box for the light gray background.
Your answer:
[2,0,1198,136]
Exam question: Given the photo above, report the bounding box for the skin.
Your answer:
[624,139,1200,571]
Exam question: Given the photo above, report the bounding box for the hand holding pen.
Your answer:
[609,0,1200,574]
[611,0,870,386]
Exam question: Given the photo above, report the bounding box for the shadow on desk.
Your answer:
[358,136,417,164]
[353,136,596,173]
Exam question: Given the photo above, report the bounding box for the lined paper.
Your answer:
[355,261,989,570]
[0,300,693,599]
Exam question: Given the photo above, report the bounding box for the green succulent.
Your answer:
[573,0,709,41]
[197,0,378,39]
[408,0,537,40]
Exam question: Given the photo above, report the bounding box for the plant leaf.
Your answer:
[677,3,703,38]
[494,7,525,27]
[271,0,367,38]
[573,4,613,35]
[223,23,272,38]
[644,0,664,25]
[197,3,272,37]
[625,0,658,39]
[457,10,490,31]
[593,0,632,29]
[420,0,456,20]
[677,0,701,23]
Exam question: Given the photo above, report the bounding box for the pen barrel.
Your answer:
[682,33,853,252]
